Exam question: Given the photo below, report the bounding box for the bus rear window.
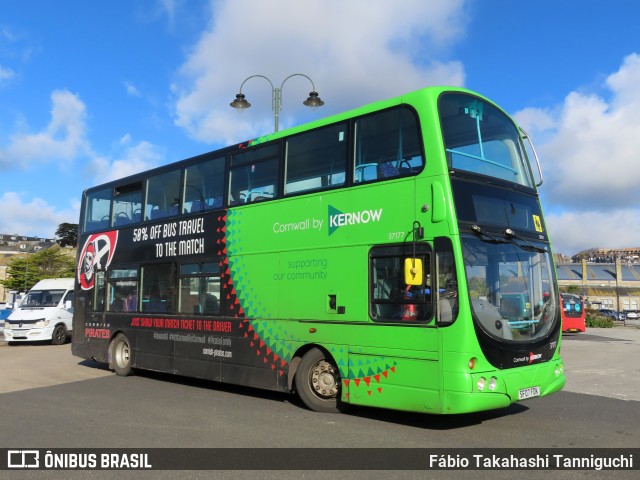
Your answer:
[83,187,112,232]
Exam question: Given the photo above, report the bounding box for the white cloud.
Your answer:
[0,87,167,237]
[124,81,141,97]
[513,107,556,140]
[0,89,91,168]
[546,209,640,256]
[0,65,15,84]
[517,53,640,211]
[514,53,640,255]
[158,0,180,29]
[0,192,77,238]
[85,136,165,185]
[173,0,468,144]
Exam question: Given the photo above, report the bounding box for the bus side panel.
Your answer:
[223,181,449,410]
[346,354,441,413]
[170,327,286,391]
[135,327,176,374]
[72,296,113,364]
[220,362,285,391]
[274,322,443,413]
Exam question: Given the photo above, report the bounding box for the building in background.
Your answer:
[0,233,56,256]
[571,247,640,264]
[556,258,640,312]
[0,233,58,303]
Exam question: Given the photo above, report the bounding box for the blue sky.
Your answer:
[1,0,639,256]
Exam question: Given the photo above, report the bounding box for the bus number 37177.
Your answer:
[72,86,564,415]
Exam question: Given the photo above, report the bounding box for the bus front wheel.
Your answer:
[112,333,133,376]
[295,348,342,413]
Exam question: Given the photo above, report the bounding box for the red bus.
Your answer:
[561,293,586,333]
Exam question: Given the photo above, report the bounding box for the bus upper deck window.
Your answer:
[83,187,112,232]
[145,170,181,221]
[113,182,143,227]
[354,107,424,184]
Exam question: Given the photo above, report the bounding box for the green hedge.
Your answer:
[585,311,615,328]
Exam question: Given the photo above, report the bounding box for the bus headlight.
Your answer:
[477,377,486,391]
[488,377,497,391]
[34,319,49,328]
[4,321,9,330]
[555,364,564,377]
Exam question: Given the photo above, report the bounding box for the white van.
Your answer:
[4,278,75,345]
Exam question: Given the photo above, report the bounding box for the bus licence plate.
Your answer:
[518,386,540,400]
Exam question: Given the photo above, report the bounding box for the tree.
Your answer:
[0,245,75,292]
[56,222,78,247]
[565,285,580,294]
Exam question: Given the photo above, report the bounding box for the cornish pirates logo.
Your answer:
[328,205,383,236]
[77,231,119,290]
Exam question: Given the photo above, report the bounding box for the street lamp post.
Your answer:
[230,73,324,132]
[615,256,621,325]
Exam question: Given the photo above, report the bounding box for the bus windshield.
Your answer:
[439,93,535,188]
[462,234,558,343]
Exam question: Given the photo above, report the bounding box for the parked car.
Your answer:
[0,308,11,334]
[599,309,626,321]
[624,310,639,320]
[3,278,74,345]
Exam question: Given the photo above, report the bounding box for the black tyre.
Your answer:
[112,333,133,376]
[51,324,67,345]
[295,348,342,413]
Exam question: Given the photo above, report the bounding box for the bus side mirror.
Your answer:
[404,258,423,285]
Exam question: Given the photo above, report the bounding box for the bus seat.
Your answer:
[87,219,109,231]
[114,213,131,226]
[149,208,165,220]
[190,200,205,213]
[150,205,178,220]
[378,162,399,178]
[204,294,220,315]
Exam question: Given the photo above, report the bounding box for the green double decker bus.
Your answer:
[72,86,565,415]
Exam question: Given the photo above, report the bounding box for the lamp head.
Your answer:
[230,93,251,109]
[303,91,324,108]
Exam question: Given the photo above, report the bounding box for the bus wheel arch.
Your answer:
[288,344,323,391]
[110,332,134,376]
[292,346,344,413]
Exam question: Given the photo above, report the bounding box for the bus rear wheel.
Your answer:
[112,333,133,376]
[295,348,342,413]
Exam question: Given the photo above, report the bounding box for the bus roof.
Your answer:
[82,85,496,195]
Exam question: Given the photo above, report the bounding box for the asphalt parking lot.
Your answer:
[560,324,640,401]
[1,324,639,401]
